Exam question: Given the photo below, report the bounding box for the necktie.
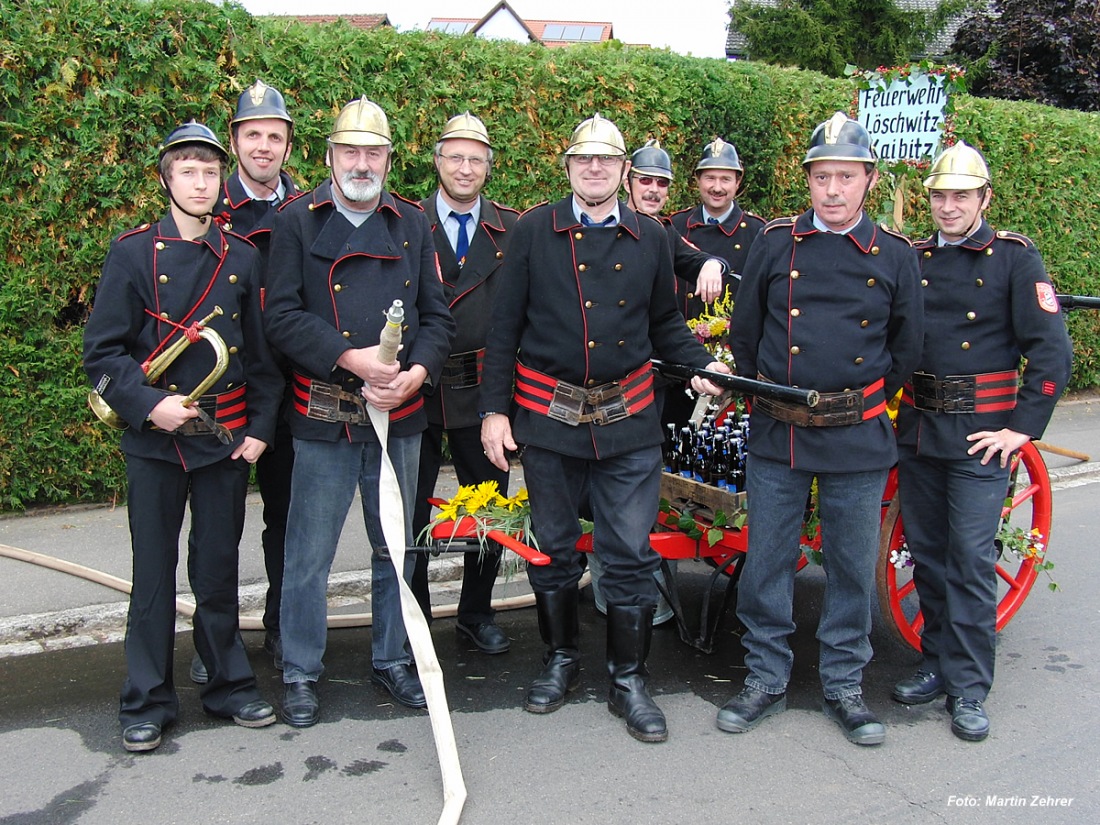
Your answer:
[707,217,720,225]
[581,213,616,227]
[453,212,471,265]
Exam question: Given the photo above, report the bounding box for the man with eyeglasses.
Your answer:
[411,112,520,654]
[671,137,765,308]
[264,97,455,726]
[480,113,729,743]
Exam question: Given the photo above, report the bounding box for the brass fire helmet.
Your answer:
[695,137,743,174]
[630,139,673,180]
[232,79,294,127]
[564,112,626,157]
[923,141,991,190]
[329,96,392,147]
[803,112,876,166]
[440,110,491,147]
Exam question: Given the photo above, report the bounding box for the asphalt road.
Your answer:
[1,399,1099,824]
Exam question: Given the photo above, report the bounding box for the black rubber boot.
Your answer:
[524,588,581,714]
[606,604,668,743]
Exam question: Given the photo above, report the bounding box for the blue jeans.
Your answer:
[737,454,888,699]
[281,434,420,683]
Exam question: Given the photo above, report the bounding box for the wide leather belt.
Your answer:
[514,362,654,426]
[294,373,369,423]
[902,369,1018,414]
[440,348,484,389]
[755,375,886,427]
[174,386,248,436]
[292,373,423,425]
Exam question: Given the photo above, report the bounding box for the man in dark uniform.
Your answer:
[670,137,765,310]
[411,111,519,653]
[189,79,299,685]
[264,97,455,726]
[626,139,731,429]
[84,121,282,752]
[892,141,1072,741]
[480,113,728,743]
[723,113,923,746]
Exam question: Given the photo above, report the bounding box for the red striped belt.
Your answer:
[175,385,248,436]
[514,362,654,426]
[292,372,423,424]
[755,376,886,427]
[902,370,1018,414]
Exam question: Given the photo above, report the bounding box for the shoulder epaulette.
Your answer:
[391,191,425,210]
[995,229,1035,248]
[878,223,914,247]
[743,210,766,225]
[519,201,549,218]
[116,222,154,242]
[762,216,797,233]
[491,200,521,216]
[277,190,311,212]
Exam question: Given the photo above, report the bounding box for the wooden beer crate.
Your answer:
[660,472,746,518]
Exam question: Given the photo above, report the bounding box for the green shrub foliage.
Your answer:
[2,0,1098,508]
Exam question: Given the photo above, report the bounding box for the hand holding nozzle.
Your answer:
[377,299,404,365]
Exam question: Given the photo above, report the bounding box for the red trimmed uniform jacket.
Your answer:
[83,213,281,470]
[479,198,715,460]
[729,210,923,473]
[263,181,456,442]
[420,194,519,431]
[898,220,1072,457]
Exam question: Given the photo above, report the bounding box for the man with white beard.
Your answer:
[264,97,455,727]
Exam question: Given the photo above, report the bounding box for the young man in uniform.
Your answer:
[479,113,728,743]
[411,112,519,653]
[892,141,1072,741]
[264,97,454,726]
[189,79,299,685]
[723,113,923,746]
[84,121,282,752]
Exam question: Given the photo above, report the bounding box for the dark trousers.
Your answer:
[122,454,260,729]
[521,444,662,607]
[255,418,294,633]
[897,450,1010,700]
[412,423,509,624]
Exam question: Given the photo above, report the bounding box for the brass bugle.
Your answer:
[87,306,230,429]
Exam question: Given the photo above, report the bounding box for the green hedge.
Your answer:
[2,0,1098,509]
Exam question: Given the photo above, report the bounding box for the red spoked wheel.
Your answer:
[875,441,1052,651]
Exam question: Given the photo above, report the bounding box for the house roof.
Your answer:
[427,0,612,47]
[272,14,392,31]
[724,0,977,60]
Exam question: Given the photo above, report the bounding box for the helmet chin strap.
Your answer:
[162,177,214,225]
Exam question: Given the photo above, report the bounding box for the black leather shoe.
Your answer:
[282,681,320,728]
[264,631,283,670]
[232,699,277,728]
[716,686,787,733]
[372,664,427,709]
[948,696,990,742]
[823,695,886,746]
[122,722,162,753]
[189,654,209,685]
[456,621,510,654]
[892,669,945,704]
